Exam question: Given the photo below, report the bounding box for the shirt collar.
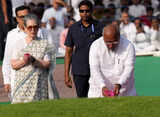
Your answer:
[78,19,97,28]
[16,25,25,33]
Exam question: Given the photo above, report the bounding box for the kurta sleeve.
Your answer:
[117,43,136,85]
[129,24,137,46]
[2,32,13,84]
[41,9,49,23]
[89,42,106,88]
[11,41,21,60]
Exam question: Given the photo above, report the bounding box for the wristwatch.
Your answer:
[30,57,36,63]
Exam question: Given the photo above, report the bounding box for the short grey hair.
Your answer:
[23,14,40,27]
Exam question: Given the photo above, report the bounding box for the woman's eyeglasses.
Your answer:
[26,25,39,31]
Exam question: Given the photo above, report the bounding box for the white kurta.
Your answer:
[135,32,155,53]
[134,25,156,53]
[2,26,26,90]
[129,4,146,18]
[150,28,160,50]
[41,7,67,28]
[47,26,64,55]
[88,37,137,98]
[120,22,137,46]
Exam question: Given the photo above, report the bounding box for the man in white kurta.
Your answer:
[120,12,137,46]
[41,0,67,29]
[88,25,137,98]
[2,6,30,97]
[150,18,160,51]
[128,0,146,18]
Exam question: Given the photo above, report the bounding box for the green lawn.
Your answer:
[0,97,160,117]
[0,57,160,116]
[135,56,160,96]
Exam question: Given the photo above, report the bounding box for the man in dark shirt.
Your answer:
[64,0,104,97]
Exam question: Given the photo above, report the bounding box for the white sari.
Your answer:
[12,37,59,103]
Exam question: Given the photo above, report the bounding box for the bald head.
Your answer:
[103,24,120,50]
[103,24,120,40]
[103,25,119,36]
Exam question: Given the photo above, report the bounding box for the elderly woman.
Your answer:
[10,14,58,103]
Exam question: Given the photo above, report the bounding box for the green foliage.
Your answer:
[0,97,160,117]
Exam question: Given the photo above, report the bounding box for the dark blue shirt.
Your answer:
[65,19,104,75]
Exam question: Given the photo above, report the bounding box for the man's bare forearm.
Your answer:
[1,0,8,23]
[64,47,73,77]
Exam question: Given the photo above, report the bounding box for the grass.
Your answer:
[0,97,160,117]
[0,102,11,105]
[135,56,160,96]
[1,57,160,116]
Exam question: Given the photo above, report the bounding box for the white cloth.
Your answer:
[2,26,26,85]
[73,8,81,21]
[41,7,67,28]
[134,24,155,52]
[11,0,25,17]
[143,25,151,36]
[150,28,160,50]
[2,26,26,99]
[120,22,137,45]
[152,0,159,12]
[129,5,146,18]
[47,26,64,54]
[88,37,137,97]
[103,0,120,8]
[38,28,50,40]
[135,33,155,52]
